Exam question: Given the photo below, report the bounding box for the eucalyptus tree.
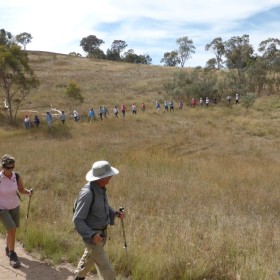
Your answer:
[160,51,180,67]
[176,36,196,67]
[110,40,127,61]
[123,49,152,64]
[258,38,280,72]
[245,57,268,95]
[80,35,104,57]
[223,34,254,70]
[0,45,39,123]
[205,37,225,69]
[15,32,33,50]
[88,48,106,59]
[0,29,13,46]
[140,53,152,65]
[69,52,82,57]
[205,58,218,69]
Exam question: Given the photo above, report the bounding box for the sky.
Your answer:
[1,0,280,67]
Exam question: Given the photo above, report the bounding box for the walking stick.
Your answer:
[119,207,133,278]
[22,189,33,247]
[119,207,128,261]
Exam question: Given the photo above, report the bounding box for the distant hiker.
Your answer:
[236,94,240,104]
[164,100,169,112]
[102,106,108,118]
[0,154,33,268]
[169,100,174,111]
[121,104,126,117]
[33,115,40,128]
[156,101,160,111]
[60,111,66,125]
[191,98,197,108]
[98,106,103,121]
[213,97,217,105]
[73,160,125,280]
[73,110,80,122]
[113,105,119,118]
[132,103,137,114]
[178,100,183,110]
[227,96,232,104]
[46,112,53,127]
[141,102,146,112]
[205,97,209,107]
[88,108,95,123]
[200,97,204,107]
[24,114,30,129]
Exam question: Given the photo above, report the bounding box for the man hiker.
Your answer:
[73,160,125,280]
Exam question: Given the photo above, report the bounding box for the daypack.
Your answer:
[73,182,95,214]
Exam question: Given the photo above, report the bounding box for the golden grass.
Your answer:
[1,52,280,279]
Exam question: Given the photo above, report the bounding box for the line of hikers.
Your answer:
[22,95,241,128]
[22,103,147,128]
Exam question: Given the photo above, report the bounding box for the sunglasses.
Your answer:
[4,166,14,170]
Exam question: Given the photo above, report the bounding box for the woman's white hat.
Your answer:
[86,160,119,182]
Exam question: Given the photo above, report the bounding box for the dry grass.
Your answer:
[1,52,280,279]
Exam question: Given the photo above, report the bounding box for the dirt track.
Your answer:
[0,238,97,280]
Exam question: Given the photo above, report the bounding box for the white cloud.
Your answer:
[1,0,280,66]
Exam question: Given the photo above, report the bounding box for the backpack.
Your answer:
[73,182,95,214]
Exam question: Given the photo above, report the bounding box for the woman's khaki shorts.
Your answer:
[0,206,20,230]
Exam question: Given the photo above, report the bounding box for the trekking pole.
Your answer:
[22,189,33,248]
[119,207,133,278]
[119,207,128,262]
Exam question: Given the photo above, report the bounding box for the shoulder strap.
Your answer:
[15,173,22,202]
[89,182,95,213]
[15,172,19,182]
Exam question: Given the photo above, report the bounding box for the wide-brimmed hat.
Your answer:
[86,160,119,182]
[1,154,15,166]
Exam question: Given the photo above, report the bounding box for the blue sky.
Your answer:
[1,0,280,67]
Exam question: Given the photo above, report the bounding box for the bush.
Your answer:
[242,92,256,109]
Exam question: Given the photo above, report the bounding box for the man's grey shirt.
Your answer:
[73,182,116,243]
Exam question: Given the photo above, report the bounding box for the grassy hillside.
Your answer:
[1,52,280,280]
[18,51,182,115]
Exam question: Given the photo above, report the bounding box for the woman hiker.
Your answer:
[0,154,33,268]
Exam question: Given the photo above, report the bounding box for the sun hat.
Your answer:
[86,160,119,182]
[1,154,16,167]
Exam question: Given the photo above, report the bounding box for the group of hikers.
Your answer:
[21,95,241,129]
[23,111,67,129]
[0,154,124,280]
[189,94,239,108]
[89,103,144,121]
